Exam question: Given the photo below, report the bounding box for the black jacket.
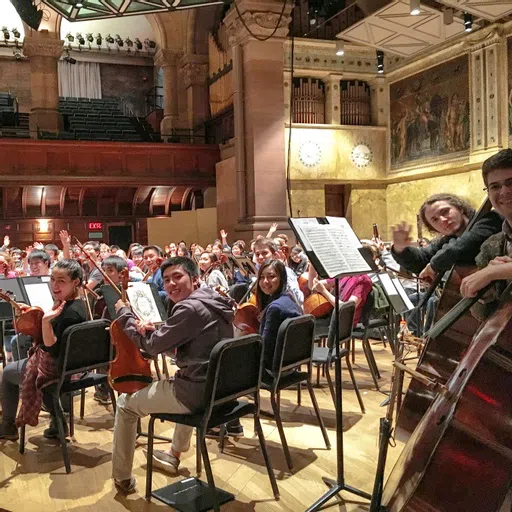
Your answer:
[391,211,503,274]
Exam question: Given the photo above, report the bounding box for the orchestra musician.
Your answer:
[0,259,87,441]
[198,251,229,290]
[461,149,512,308]
[391,193,502,282]
[111,256,235,494]
[142,245,166,299]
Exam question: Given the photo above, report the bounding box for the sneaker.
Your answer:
[206,423,244,439]
[114,476,137,495]
[43,418,70,439]
[93,390,112,405]
[0,422,19,441]
[143,448,180,475]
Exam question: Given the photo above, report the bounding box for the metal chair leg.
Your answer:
[270,393,293,471]
[296,383,301,407]
[199,431,221,512]
[19,425,25,454]
[364,333,381,378]
[306,381,331,450]
[196,429,202,477]
[362,338,380,390]
[80,389,86,420]
[316,364,320,386]
[345,355,366,414]
[219,424,226,453]
[53,394,71,473]
[254,415,279,500]
[69,391,75,437]
[145,416,156,501]
[325,365,336,406]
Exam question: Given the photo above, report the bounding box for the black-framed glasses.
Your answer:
[483,178,512,193]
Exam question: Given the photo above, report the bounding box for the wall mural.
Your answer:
[390,55,470,168]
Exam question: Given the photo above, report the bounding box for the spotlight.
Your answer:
[12,28,21,38]
[76,33,85,45]
[64,50,76,64]
[134,38,142,50]
[96,33,102,46]
[464,12,473,32]
[13,50,22,60]
[115,34,123,47]
[75,1,83,7]
[9,0,42,31]
[105,34,114,44]
[125,37,133,48]
[86,33,93,43]
[410,0,420,16]
[377,50,384,74]
[66,32,74,43]
[2,27,10,40]
[443,8,453,25]
[335,40,345,56]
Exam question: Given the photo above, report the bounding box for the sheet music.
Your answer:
[391,277,415,311]
[24,283,55,313]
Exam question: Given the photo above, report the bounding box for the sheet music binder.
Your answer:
[288,216,376,279]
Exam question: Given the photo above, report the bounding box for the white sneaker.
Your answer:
[143,448,180,475]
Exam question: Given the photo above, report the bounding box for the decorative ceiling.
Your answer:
[437,0,512,22]
[337,0,473,58]
[42,0,223,21]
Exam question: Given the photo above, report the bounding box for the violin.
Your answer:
[108,269,153,393]
[0,290,44,344]
[142,257,164,282]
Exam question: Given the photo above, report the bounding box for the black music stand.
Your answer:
[288,217,375,511]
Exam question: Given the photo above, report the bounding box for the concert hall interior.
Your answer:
[0,0,512,511]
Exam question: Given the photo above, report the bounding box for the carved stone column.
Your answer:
[223,0,293,240]
[154,48,181,138]
[181,54,209,130]
[323,74,342,125]
[23,36,64,136]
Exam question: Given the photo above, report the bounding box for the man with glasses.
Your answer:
[461,149,512,303]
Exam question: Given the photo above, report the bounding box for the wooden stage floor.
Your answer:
[0,341,403,512]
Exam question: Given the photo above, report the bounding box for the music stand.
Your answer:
[289,217,375,511]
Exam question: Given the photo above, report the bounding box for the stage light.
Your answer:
[410,0,420,16]
[12,28,21,38]
[86,33,93,43]
[464,12,473,32]
[115,34,123,47]
[125,37,133,48]
[134,38,142,50]
[76,33,85,45]
[66,32,74,43]
[75,1,83,7]
[377,50,384,74]
[2,28,10,40]
[96,33,102,46]
[9,0,42,31]
[105,34,114,44]
[64,50,76,64]
[144,38,156,49]
[335,41,345,56]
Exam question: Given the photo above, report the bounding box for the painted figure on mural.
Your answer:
[390,56,470,167]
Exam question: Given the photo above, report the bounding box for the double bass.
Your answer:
[381,284,512,511]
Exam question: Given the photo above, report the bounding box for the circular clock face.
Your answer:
[351,143,373,168]
[299,141,321,167]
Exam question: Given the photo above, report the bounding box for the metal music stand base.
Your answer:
[306,277,371,512]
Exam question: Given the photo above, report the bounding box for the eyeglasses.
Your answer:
[483,178,512,193]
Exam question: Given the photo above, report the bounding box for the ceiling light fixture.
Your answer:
[336,41,345,56]
[410,0,420,16]
[464,12,473,32]
[377,50,384,74]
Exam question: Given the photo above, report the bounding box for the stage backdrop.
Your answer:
[390,55,470,170]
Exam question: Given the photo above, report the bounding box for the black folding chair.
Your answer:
[145,334,279,512]
[312,301,365,414]
[260,314,331,472]
[19,319,116,474]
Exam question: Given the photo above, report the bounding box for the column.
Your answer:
[154,48,181,138]
[181,54,209,130]
[323,74,342,125]
[223,0,293,240]
[23,35,64,136]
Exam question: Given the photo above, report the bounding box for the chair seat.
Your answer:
[353,318,388,336]
[150,400,254,429]
[312,346,349,364]
[61,372,108,392]
[261,370,308,391]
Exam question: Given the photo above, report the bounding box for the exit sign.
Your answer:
[88,222,103,230]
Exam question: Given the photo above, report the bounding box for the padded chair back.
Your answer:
[58,319,112,376]
[326,301,356,351]
[271,314,315,375]
[202,334,263,413]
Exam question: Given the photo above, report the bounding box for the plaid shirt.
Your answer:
[16,345,59,428]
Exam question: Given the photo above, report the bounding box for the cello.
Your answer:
[108,269,153,393]
[381,284,512,512]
